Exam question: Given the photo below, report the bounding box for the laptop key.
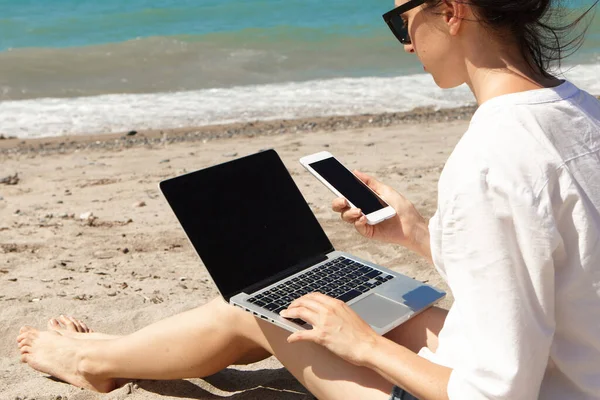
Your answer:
[254,300,267,307]
[264,303,280,312]
[349,279,363,287]
[357,285,370,293]
[274,306,286,314]
[262,296,276,303]
[337,289,362,303]
[365,270,382,279]
[247,297,257,303]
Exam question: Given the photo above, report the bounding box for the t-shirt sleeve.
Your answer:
[439,167,558,399]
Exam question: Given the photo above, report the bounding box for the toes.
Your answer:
[17,329,38,345]
[19,326,34,334]
[59,315,78,332]
[61,316,92,333]
[78,320,91,333]
[47,318,60,331]
[20,353,30,363]
[67,316,85,333]
[18,337,32,348]
[20,344,31,354]
[67,316,82,332]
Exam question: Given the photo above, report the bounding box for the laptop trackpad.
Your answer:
[350,293,410,329]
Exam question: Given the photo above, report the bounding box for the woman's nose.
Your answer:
[403,43,415,54]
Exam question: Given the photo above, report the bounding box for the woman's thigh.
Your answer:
[383,307,448,353]
[242,315,394,400]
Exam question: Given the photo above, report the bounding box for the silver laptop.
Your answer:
[159,149,445,334]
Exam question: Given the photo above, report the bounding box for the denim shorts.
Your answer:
[390,386,419,400]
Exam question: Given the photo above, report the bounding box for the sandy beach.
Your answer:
[0,115,466,399]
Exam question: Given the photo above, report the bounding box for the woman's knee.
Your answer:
[203,297,261,335]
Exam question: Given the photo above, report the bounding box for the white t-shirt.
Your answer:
[419,81,600,399]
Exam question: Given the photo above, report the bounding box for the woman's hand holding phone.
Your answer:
[332,171,433,262]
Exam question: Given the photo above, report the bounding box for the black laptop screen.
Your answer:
[159,150,334,301]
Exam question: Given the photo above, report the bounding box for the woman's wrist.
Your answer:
[398,219,432,263]
[357,333,388,368]
[411,220,433,262]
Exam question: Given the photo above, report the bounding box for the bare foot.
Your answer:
[17,326,116,393]
[48,316,120,340]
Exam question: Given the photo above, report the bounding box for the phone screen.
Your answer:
[309,157,388,215]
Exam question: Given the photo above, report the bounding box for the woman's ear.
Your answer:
[443,0,467,36]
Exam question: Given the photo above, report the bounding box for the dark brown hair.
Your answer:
[426,0,599,77]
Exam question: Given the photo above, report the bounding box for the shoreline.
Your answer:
[2,95,598,157]
[0,104,478,156]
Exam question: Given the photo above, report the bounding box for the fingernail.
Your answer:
[279,310,288,316]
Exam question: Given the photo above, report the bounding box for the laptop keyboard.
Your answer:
[246,256,394,323]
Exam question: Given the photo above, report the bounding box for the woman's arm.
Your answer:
[363,336,451,400]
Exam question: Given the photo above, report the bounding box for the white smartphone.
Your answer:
[299,151,396,225]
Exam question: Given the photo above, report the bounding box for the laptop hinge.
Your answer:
[241,254,329,295]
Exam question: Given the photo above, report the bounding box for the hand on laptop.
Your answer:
[281,292,378,367]
[332,171,432,261]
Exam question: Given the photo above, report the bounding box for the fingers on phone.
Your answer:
[341,208,362,223]
[332,198,348,212]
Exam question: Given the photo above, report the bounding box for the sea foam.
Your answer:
[1,63,598,139]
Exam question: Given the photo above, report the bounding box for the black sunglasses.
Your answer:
[382,0,426,45]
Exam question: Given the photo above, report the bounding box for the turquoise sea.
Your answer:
[0,0,598,138]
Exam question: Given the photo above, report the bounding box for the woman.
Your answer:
[16,0,600,398]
